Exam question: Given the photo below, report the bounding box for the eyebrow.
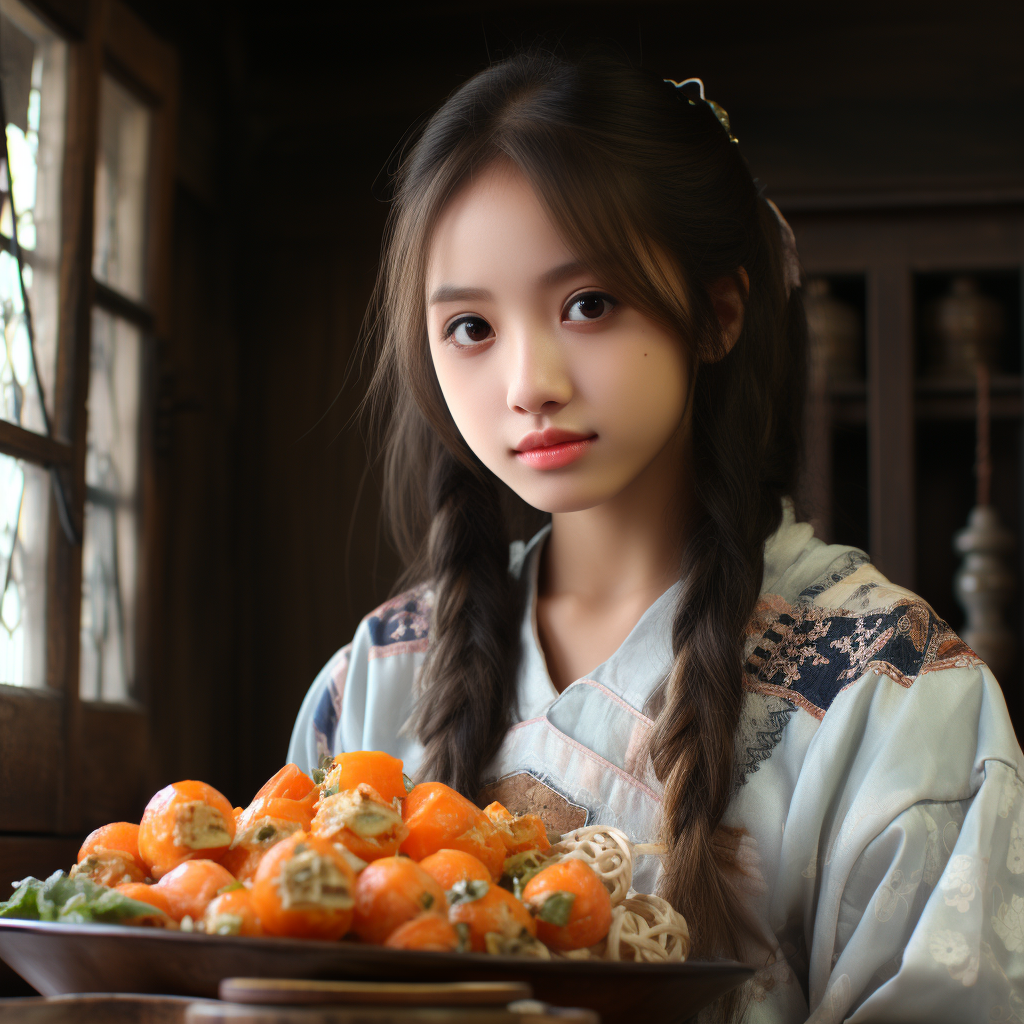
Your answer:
[427,260,590,306]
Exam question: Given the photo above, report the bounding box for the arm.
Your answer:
[799,666,1024,1022]
[286,643,353,776]
[286,592,430,777]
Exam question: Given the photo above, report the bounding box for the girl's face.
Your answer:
[425,161,692,515]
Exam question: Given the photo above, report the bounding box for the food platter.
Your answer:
[0,920,752,1024]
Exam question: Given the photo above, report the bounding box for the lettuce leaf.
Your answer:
[0,871,170,925]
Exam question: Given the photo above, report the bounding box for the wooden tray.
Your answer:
[0,920,752,1024]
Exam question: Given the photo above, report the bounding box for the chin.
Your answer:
[506,480,615,515]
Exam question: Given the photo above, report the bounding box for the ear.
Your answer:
[706,268,749,357]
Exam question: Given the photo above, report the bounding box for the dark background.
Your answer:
[115,0,1023,806]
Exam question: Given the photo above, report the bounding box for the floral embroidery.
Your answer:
[875,868,918,923]
[366,585,434,655]
[744,595,982,720]
[929,928,980,986]
[829,616,896,680]
[1008,821,1024,875]
[941,855,979,912]
[749,966,775,1003]
[930,928,969,966]
[806,973,851,1024]
[993,894,1024,953]
[999,773,1022,818]
[921,809,944,888]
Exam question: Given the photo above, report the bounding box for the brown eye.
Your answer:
[447,317,494,347]
[565,293,617,322]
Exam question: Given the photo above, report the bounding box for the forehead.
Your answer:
[426,161,575,289]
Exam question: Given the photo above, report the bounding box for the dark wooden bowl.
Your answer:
[0,920,751,1024]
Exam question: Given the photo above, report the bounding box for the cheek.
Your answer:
[581,339,689,438]
[431,348,502,451]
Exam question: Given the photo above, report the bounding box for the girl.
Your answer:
[288,50,1024,1022]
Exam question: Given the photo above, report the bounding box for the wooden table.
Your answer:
[0,995,599,1024]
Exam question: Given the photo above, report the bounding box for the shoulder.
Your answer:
[746,556,982,722]
[362,583,435,658]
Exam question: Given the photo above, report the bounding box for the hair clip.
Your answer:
[664,77,738,144]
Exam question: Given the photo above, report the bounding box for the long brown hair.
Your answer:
[364,48,806,964]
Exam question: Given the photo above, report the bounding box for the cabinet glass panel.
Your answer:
[0,454,50,687]
[80,310,141,702]
[0,0,67,433]
[92,74,151,302]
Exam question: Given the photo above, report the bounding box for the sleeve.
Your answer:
[286,605,425,778]
[286,642,353,776]
[795,665,1024,1023]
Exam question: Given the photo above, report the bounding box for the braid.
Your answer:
[410,447,523,796]
[650,496,775,959]
[650,196,801,959]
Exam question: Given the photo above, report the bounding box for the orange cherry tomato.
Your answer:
[482,803,550,856]
[114,882,176,925]
[250,831,357,941]
[521,859,612,951]
[320,751,407,806]
[152,859,237,923]
[252,764,319,814]
[447,882,536,953]
[400,783,506,880]
[79,822,147,872]
[351,856,446,945]
[202,887,264,937]
[222,796,313,881]
[384,912,461,951]
[418,849,492,892]
[311,783,409,863]
[508,815,550,856]
[138,780,236,879]
[73,822,148,886]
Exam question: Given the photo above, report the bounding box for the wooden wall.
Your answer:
[124,0,1023,806]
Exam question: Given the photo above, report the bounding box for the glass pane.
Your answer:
[0,0,67,433]
[0,453,50,687]
[92,74,151,302]
[80,310,141,702]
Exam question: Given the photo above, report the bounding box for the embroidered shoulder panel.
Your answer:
[797,549,871,603]
[365,584,434,657]
[732,690,796,792]
[744,593,982,720]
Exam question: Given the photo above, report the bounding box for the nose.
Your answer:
[505,326,573,416]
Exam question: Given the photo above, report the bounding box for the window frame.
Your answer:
[0,0,176,854]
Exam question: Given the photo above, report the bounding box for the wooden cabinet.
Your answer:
[789,200,1024,731]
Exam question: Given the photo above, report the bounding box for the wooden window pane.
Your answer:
[0,0,66,434]
[92,73,150,303]
[0,453,48,687]
[80,309,141,702]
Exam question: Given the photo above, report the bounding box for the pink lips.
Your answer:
[514,428,596,469]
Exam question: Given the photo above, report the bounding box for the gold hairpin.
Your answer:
[663,77,738,144]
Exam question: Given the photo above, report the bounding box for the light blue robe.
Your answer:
[289,507,1024,1022]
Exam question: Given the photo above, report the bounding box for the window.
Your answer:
[0,0,176,871]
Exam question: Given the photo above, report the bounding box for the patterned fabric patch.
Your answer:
[733,690,796,791]
[312,644,350,760]
[366,585,433,658]
[478,771,590,833]
[797,550,871,603]
[744,594,982,720]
